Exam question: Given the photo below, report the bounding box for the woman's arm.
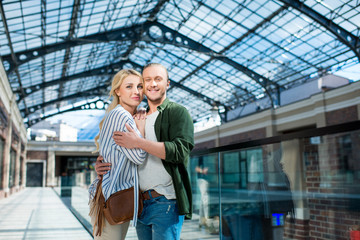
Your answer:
[101,108,147,165]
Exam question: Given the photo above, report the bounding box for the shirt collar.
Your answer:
[157,97,169,112]
[146,97,169,113]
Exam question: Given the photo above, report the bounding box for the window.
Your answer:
[223,152,240,184]
[247,148,264,183]
[222,148,263,188]
[19,156,24,186]
[0,138,4,189]
[222,151,248,188]
[337,134,352,172]
[8,148,16,188]
[196,154,218,185]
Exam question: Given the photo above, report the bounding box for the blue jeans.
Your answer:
[136,195,184,240]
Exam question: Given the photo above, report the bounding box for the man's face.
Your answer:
[142,65,169,104]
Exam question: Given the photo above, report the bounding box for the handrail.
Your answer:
[192,120,360,156]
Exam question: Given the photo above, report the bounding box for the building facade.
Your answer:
[0,61,27,199]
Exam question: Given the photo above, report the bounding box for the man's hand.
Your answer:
[113,123,140,149]
[95,155,111,179]
[195,166,208,175]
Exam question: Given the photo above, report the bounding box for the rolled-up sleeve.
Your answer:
[163,106,194,165]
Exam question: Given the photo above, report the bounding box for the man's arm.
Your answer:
[113,123,166,159]
[162,105,194,164]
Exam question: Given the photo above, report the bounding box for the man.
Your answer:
[195,156,209,228]
[95,63,194,240]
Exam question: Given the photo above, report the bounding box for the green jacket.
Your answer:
[153,98,194,219]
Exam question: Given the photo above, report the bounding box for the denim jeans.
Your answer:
[136,195,184,240]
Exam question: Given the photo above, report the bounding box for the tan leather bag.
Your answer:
[103,186,143,225]
[91,176,144,237]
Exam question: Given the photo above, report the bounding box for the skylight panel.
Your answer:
[312,1,332,15]
[7,17,22,27]
[0,0,358,125]
[92,2,108,14]
[174,0,196,14]
[3,2,21,13]
[26,38,42,49]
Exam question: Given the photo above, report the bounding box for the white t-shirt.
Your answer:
[138,111,176,199]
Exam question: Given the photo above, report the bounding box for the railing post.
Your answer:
[218,151,222,240]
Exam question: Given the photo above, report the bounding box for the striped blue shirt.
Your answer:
[89,104,147,226]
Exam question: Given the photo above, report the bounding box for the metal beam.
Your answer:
[57,0,82,101]
[40,0,47,117]
[20,60,220,116]
[278,0,360,61]
[26,99,107,127]
[21,84,107,117]
[143,21,279,91]
[147,0,169,20]
[16,61,129,100]
[193,2,290,107]
[1,24,140,73]
[24,0,172,124]
[2,20,278,90]
[169,80,222,108]
[158,46,248,107]
[0,2,29,115]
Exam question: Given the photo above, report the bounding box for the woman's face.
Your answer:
[115,74,143,111]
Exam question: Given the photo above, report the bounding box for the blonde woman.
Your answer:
[89,69,147,239]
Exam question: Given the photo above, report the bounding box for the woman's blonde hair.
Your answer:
[94,69,143,152]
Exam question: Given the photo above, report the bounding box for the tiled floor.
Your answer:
[0,188,92,240]
[0,187,219,240]
[68,186,219,240]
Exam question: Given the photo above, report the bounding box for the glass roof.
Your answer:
[0,0,359,129]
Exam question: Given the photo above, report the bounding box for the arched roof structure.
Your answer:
[0,0,359,127]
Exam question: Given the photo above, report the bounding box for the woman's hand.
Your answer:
[133,108,146,137]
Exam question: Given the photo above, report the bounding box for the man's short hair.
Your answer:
[143,63,169,81]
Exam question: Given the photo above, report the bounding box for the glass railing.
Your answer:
[55,172,96,236]
[190,145,298,239]
[64,120,360,240]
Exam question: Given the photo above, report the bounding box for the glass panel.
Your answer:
[190,153,220,237]
[59,128,360,239]
[301,131,360,239]
[218,130,360,240]
[52,155,97,233]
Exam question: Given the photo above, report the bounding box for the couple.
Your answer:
[88,63,194,240]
